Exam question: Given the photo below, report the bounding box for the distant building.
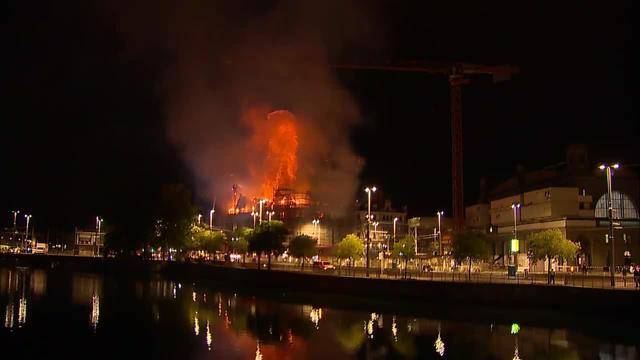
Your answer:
[466,145,640,269]
[75,229,104,256]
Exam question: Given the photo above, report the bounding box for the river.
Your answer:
[0,266,637,359]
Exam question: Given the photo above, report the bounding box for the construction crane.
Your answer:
[335,62,519,231]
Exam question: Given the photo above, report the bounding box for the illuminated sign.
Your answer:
[510,239,519,253]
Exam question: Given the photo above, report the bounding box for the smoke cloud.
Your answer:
[104,1,381,215]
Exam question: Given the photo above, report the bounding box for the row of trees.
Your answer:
[104,184,578,284]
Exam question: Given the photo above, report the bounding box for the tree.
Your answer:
[247,221,288,270]
[230,227,251,264]
[391,235,416,279]
[335,234,364,274]
[230,237,249,263]
[527,229,579,284]
[190,229,225,254]
[288,235,317,268]
[451,231,492,280]
[153,184,197,257]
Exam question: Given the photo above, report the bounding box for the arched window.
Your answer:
[594,191,639,219]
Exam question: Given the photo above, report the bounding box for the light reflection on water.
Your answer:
[0,266,637,359]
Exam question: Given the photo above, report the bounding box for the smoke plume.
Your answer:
[104,1,380,214]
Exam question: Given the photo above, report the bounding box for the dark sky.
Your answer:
[1,1,635,230]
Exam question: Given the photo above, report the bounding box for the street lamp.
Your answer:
[393,217,399,245]
[312,219,320,240]
[96,217,103,257]
[437,211,444,270]
[364,186,377,277]
[599,163,620,287]
[373,221,379,240]
[511,203,520,270]
[251,211,258,229]
[209,208,215,228]
[267,211,275,222]
[258,199,266,224]
[197,214,202,225]
[12,210,20,233]
[24,214,32,248]
[436,211,444,255]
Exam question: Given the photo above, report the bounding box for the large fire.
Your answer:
[255,110,299,199]
[228,108,307,214]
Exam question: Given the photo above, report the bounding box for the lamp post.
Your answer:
[24,214,32,249]
[95,216,103,257]
[437,211,444,270]
[251,211,258,229]
[209,209,215,228]
[258,199,266,224]
[267,211,275,222]
[437,211,443,249]
[312,219,319,240]
[364,186,377,277]
[393,217,398,247]
[599,163,620,287]
[12,210,20,233]
[510,203,520,272]
[197,214,202,225]
[373,221,379,241]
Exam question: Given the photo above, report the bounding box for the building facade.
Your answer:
[466,146,640,269]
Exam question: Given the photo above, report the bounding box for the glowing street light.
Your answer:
[93,216,104,255]
[436,211,444,255]
[393,217,399,248]
[95,217,103,257]
[364,186,377,277]
[24,214,32,248]
[373,221,379,240]
[197,214,202,225]
[267,211,275,222]
[312,219,320,240]
[599,163,620,287]
[258,199,267,224]
[12,210,20,233]
[251,211,258,229]
[209,208,215,228]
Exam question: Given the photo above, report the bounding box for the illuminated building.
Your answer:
[466,145,639,268]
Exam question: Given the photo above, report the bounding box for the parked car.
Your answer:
[312,261,335,271]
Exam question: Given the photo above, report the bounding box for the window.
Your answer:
[594,191,639,219]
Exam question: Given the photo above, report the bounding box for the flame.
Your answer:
[228,108,301,213]
[251,110,299,199]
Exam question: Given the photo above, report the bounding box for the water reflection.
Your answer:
[434,322,445,357]
[2,268,32,329]
[0,266,637,359]
[4,301,14,329]
[91,292,100,330]
[206,319,212,350]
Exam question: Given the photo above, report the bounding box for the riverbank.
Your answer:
[2,253,637,315]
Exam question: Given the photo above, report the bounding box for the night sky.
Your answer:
[1,1,635,231]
